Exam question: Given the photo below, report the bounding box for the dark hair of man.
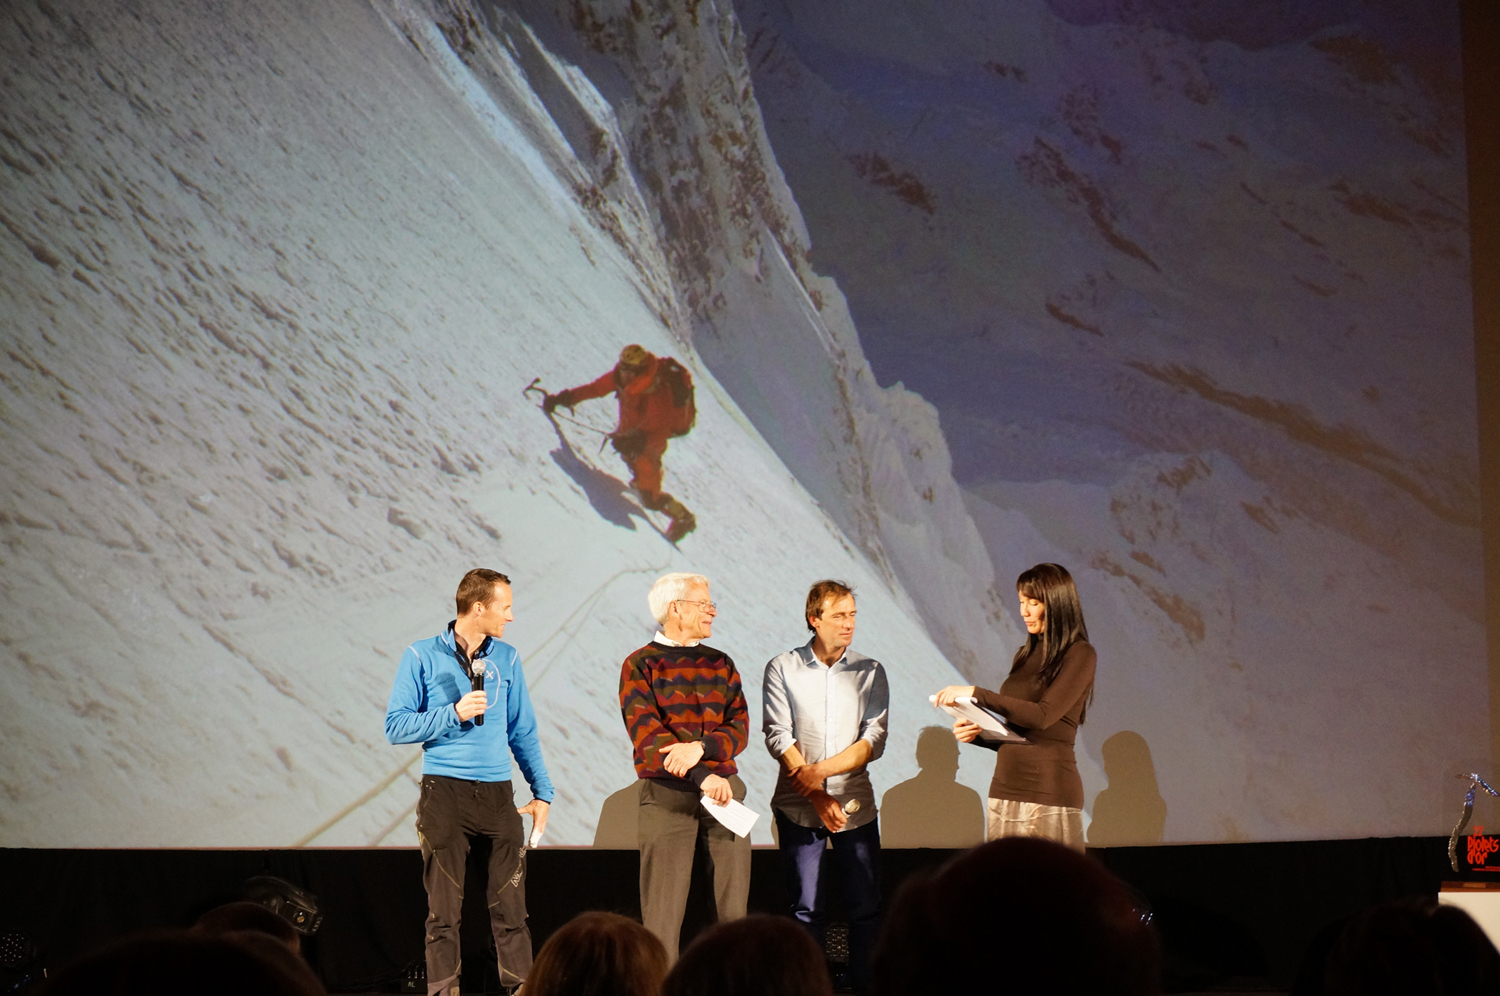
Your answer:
[1316,897,1500,995]
[872,838,1159,996]
[662,915,832,996]
[194,901,300,951]
[39,929,325,996]
[525,911,668,996]
[1013,563,1092,718]
[805,579,854,632]
[455,568,512,617]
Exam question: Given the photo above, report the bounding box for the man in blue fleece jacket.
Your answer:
[385,568,555,996]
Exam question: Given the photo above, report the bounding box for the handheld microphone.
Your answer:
[470,658,486,727]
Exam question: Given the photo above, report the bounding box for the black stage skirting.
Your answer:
[0,837,1456,993]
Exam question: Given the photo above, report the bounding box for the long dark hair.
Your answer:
[1012,563,1092,718]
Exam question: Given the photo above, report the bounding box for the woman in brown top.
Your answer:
[935,563,1096,851]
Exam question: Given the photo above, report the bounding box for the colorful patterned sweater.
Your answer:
[619,641,749,789]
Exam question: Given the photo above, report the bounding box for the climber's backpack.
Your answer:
[657,358,696,437]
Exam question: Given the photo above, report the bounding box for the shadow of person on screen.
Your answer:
[1086,730,1167,846]
[593,781,643,848]
[879,726,984,848]
[546,413,641,531]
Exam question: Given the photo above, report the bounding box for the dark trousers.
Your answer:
[774,809,881,996]
[416,775,530,996]
[638,777,751,962]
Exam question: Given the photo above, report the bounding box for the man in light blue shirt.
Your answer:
[763,579,889,996]
[385,568,554,996]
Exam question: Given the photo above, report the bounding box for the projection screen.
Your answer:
[0,0,1485,847]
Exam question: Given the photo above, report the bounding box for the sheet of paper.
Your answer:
[929,694,1029,743]
[700,796,760,838]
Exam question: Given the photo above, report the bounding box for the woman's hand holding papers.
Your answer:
[934,685,977,707]
[933,689,994,743]
[952,718,982,743]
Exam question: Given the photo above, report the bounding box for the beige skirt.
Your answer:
[986,797,1085,852]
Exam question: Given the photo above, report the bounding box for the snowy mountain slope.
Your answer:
[0,0,998,846]
[733,0,1486,840]
[502,0,1029,686]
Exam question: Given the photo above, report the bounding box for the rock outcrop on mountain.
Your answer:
[504,0,1027,680]
[735,0,1483,840]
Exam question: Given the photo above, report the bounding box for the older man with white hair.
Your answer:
[619,571,750,960]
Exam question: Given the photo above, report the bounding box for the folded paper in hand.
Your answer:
[700,796,760,838]
[929,694,1029,743]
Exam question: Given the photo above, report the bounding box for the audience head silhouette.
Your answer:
[40,929,324,996]
[525,911,669,996]
[662,914,832,996]
[194,900,302,954]
[1308,897,1500,996]
[873,837,1159,996]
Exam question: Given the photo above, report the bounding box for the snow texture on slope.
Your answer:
[0,0,1006,846]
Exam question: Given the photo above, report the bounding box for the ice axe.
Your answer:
[525,377,613,452]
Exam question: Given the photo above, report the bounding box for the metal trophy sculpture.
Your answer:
[1448,772,1500,872]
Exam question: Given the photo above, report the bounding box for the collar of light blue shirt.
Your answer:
[797,638,848,668]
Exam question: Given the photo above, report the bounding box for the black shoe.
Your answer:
[665,511,696,542]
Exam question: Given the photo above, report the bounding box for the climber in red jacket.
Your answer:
[544,344,698,542]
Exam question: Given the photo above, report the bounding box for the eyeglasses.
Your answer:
[674,598,716,612]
